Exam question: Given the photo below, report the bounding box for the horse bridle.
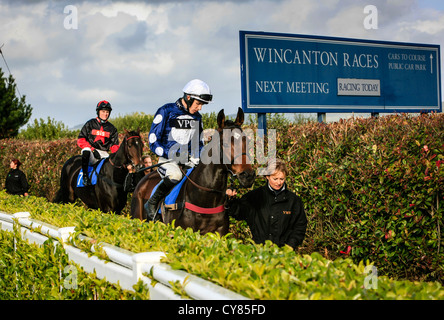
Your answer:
[108,135,141,169]
[224,152,250,177]
[180,126,250,194]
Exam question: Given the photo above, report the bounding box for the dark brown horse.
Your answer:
[53,129,144,214]
[130,108,256,235]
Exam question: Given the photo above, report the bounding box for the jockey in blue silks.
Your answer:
[146,79,213,220]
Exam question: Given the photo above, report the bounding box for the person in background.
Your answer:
[77,100,119,186]
[142,155,154,175]
[5,159,29,197]
[124,155,156,192]
[225,158,307,250]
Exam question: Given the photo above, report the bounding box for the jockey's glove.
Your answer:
[185,156,200,168]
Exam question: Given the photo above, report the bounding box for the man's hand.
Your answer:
[226,188,237,198]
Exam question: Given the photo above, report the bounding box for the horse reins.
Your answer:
[179,151,249,194]
[178,125,250,194]
[179,166,224,194]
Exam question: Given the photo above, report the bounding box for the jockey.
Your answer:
[146,79,212,220]
[77,100,119,186]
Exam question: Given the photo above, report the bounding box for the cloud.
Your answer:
[0,0,443,129]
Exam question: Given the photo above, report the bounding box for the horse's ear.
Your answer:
[217,109,225,129]
[234,107,244,126]
[137,127,141,134]
[124,128,129,135]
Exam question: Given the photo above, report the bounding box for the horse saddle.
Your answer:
[150,167,194,214]
[76,159,106,187]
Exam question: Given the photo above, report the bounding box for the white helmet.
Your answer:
[182,79,213,104]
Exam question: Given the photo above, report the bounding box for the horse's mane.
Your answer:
[107,130,141,161]
[124,130,141,137]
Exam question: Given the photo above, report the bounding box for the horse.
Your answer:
[130,108,256,236]
[53,129,144,214]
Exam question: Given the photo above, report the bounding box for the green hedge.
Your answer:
[1,113,443,283]
[0,225,149,299]
[1,191,443,300]
[279,113,444,282]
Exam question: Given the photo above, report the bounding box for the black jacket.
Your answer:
[77,118,119,152]
[227,183,307,249]
[123,171,145,193]
[5,169,29,196]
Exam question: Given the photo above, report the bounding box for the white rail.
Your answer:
[0,210,248,300]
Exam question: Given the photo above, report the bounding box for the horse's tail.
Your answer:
[52,155,80,203]
[52,188,64,203]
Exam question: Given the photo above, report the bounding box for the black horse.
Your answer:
[53,129,144,214]
[130,108,256,236]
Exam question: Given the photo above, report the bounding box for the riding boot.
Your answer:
[146,177,176,221]
[81,150,92,186]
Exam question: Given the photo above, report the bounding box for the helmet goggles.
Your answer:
[190,93,213,103]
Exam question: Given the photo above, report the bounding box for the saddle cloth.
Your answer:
[76,159,106,187]
[150,167,194,214]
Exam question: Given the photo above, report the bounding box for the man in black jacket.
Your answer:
[226,158,307,250]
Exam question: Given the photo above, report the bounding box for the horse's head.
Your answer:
[123,129,144,169]
[217,107,256,188]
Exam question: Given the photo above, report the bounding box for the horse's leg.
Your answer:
[131,186,150,220]
[192,212,228,236]
[75,179,99,210]
[130,172,160,221]
[95,179,120,213]
[68,169,79,203]
[214,214,229,237]
[130,194,142,220]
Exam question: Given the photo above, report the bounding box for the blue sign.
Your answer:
[239,31,442,114]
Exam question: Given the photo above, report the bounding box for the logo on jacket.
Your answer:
[92,126,110,144]
[170,115,198,144]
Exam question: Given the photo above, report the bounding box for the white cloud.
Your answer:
[77,88,119,102]
[0,0,443,128]
[87,1,153,21]
[399,12,444,35]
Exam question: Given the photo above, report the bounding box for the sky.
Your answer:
[1,0,444,129]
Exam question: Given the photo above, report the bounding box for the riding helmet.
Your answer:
[182,79,212,109]
[96,100,112,117]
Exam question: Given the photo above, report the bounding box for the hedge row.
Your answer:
[1,113,443,283]
[277,113,444,282]
[1,191,443,300]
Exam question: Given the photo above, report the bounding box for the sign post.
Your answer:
[239,31,441,127]
[258,113,267,136]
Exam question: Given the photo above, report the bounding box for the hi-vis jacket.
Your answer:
[77,118,120,153]
[148,99,204,160]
